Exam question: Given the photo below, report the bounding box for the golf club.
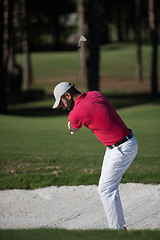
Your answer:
[74,36,86,88]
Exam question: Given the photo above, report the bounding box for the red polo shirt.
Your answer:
[68,91,130,146]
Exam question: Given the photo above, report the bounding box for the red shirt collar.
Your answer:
[75,92,87,106]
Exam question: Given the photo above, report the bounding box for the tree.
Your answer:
[87,0,100,91]
[77,0,87,85]
[0,0,7,114]
[27,0,75,51]
[148,0,158,96]
[3,0,8,61]
[20,0,32,90]
[3,0,23,95]
[135,0,143,82]
[7,0,16,93]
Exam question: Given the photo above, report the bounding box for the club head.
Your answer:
[79,36,87,48]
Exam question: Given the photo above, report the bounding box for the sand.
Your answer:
[0,183,160,230]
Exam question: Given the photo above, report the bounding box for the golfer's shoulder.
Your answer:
[86,91,106,101]
[74,91,105,107]
[76,91,100,105]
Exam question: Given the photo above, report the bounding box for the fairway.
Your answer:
[15,43,160,94]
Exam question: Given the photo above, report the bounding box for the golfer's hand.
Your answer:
[68,122,74,134]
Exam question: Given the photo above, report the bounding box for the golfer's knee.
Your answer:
[98,182,111,200]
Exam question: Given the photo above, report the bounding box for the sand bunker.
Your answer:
[0,183,160,230]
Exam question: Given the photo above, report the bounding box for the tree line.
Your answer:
[0,0,159,114]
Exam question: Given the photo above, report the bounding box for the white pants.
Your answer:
[98,135,138,229]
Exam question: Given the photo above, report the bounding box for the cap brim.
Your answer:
[52,97,61,109]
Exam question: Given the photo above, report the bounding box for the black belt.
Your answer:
[108,131,133,149]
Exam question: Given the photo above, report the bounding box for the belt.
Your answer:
[108,131,133,149]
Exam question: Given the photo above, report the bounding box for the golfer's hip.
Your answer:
[107,134,138,161]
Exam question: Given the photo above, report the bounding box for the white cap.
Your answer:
[52,82,72,109]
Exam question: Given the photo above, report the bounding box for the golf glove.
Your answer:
[68,121,74,134]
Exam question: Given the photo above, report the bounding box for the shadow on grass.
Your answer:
[101,43,128,51]
[106,93,160,110]
[6,91,160,117]
[6,90,68,117]
[7,89,46,104]
[8,107,68,117]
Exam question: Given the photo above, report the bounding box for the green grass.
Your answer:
[100,43,154,78]
[0,229,160,240]
[0,101,160,190]
[16,43,160,93]
[16,51,79,92]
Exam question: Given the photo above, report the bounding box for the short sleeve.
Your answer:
[68,111,82,129]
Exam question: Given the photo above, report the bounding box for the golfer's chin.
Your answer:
[63,107,73,111]
[68,103,74,111]
[67,107,73,111]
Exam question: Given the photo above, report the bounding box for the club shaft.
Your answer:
[75,48,80,88]
[74,36,86,88]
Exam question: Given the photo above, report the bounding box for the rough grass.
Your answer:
[0,229,160,240]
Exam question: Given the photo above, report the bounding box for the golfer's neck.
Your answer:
[73,93,81,102]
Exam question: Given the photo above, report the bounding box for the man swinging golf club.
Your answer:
[52,37,138,230]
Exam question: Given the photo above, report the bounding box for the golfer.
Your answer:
[52,82,138,230]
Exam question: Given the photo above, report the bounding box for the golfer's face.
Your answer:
[60,97,74,111]
[60,98,68,110]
